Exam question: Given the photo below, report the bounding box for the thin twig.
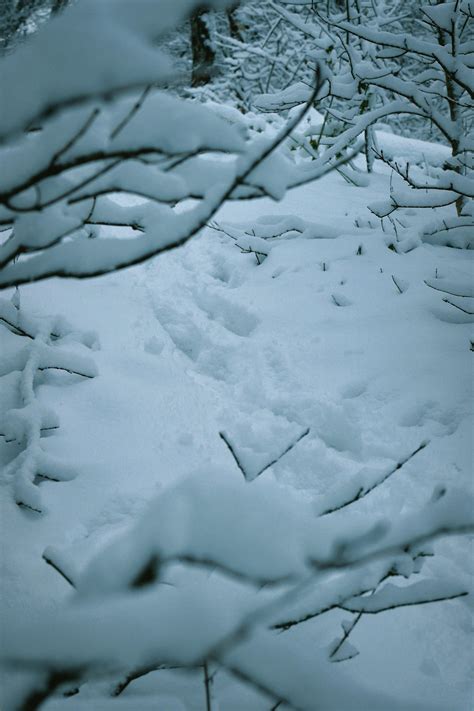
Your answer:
[330,612,363,661]
[391,275,404,294]
[341,590,468,614]
[42,553,76,588]
[0,315,34,339]
[111,665,180,697]
[442,298,474,315]
[0,426,59,441]
[256,428,310,479]
[219,431,247,478]
[38,365,95,379]
[319,440,429,516]
[424,280,473,297]
[110,86,152,140]
[50,108,100,166]
[219,428,310,481]
[203,662,213,711]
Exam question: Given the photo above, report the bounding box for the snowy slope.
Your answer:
[0,137,472,710]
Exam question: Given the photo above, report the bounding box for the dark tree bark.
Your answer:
[190,7,215,87]
[51,0,69,14]
[227,3,241,41]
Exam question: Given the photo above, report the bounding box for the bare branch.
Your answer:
[341,590,468,614]
[42,553,76,588]
[442,298,474,315]
[110,86,152,140]
[203,662,213,711]
[424,280,474,298]
[391,275,404,294]
[329,612,362,662]
[50,108,100,167]
[319,441,429,516]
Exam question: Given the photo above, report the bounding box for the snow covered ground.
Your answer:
[1,134,472,709]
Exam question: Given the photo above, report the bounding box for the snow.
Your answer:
[254,82,315,112]
[373,131,451,168]
[1,129,473,709]
[109,93,246,156]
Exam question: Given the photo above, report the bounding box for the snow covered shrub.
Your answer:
[209,213,342,265]
[0,291,98,512]
[340,1,474,236]
[3,464,473,709]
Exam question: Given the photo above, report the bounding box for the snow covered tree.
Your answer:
[190,0,317,110]
[328,0,473,228]
[252,1,473,246]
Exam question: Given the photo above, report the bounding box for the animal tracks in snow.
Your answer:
[193,290,259,337]
[142,217,472,504]
[341,380,368,399]
[331,292,353,308]
[149,277,262,386]
[398,401,462,436]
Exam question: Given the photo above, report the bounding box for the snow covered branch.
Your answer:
[0,0,370,290]
[258,0,473,227]
[3,473,472,708]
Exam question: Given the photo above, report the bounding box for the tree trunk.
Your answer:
[227,3,241,41]
[191,8,215,87]
[437,15,466,216]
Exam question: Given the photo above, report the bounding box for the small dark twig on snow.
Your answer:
[319,440,429,516]
[219,428,310,481]
[442,298,474,315]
